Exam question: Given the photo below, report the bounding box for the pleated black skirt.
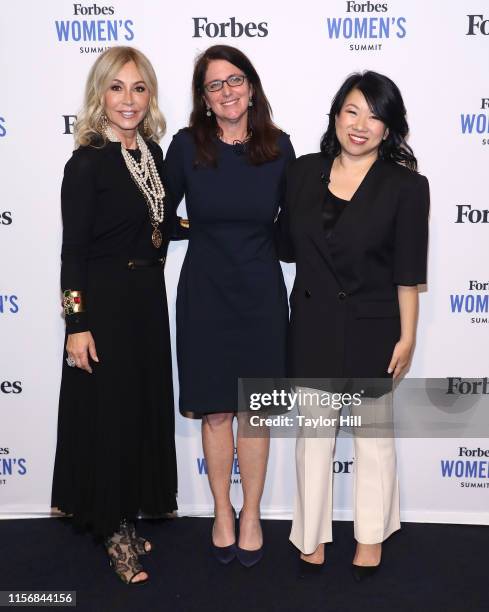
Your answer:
[52,257,177,537]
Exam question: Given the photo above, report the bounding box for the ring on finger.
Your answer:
[66,356,76,368]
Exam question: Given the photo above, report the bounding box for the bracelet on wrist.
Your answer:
[62,290,85,316]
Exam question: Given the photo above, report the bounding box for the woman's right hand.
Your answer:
[66,331,99,373]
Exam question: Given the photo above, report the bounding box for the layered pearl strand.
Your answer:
[105,124,165,248]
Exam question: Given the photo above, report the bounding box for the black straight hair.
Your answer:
[320,71,417,171]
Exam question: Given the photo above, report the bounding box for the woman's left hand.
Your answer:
[387,339,414,378]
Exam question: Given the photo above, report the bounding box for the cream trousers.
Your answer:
[289,386,400,553]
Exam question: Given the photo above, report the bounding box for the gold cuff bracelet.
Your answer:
[62,290,85,316]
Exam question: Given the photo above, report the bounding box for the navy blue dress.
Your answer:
[165,129,295,414]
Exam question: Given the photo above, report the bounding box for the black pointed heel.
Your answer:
[236,545,263,568]
[236,510,263,568]
[211,511,237,564]
[212,541,238,564]
[352,562,381,582]
[298,558,324,579]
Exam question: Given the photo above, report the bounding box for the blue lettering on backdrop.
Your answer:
[17,459,27,476]
[124,20,134,41]
[450,295,489,314]
[0,296,19,314]
[0,117,6,138]
[197,457,207,475]
[55,20,134,42]
[10,296,19,313]
[396,17,407,38]
[83,21,96,39]
[461,114,489,134]
[55,21,70,40]
[97,21,107,40]
[326,16,406,39]
[441,460,489,478]
[0,458,27,476]
[197,456,240,476]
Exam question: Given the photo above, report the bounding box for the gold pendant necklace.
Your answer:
[151,226,162,249]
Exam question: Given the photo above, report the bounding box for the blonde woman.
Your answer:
[51,46,185,585]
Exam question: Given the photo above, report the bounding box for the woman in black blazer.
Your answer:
[277,71,429,579]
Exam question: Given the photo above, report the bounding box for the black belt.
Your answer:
[127,257,165,269]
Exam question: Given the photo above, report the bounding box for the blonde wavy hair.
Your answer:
[74,46,165,147]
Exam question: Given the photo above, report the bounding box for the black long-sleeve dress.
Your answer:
[51,140,179,537]
[164,129,295,414]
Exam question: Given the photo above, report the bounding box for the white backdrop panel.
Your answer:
[1,0,488,523]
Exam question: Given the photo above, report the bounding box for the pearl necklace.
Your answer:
[105,126,165,248]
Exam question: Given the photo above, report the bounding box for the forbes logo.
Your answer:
[55,3,134,43]
[0,117,6,138]
[346,1,388,12]
[450,281,488,323]
[326,1,406,52]
[73,3,115,15]
[441,447,489,488]
[466,14,489,35]
[0,381,22,394]
[455,205,489,223]
[446,378,489,395]
[192,17,268,38]
[460,98,489,145]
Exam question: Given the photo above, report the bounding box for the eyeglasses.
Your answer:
[204,74,248,93]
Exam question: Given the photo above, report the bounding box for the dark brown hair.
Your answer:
[189,45,281,166]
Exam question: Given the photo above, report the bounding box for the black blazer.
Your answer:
[276,153,429,381]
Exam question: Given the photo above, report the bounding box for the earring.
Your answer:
[143,115,149,133]
[206,106,212,117]
[248,98,253,108]
[100,113,108,132]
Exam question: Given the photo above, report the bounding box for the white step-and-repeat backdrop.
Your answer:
[1,0,488,523]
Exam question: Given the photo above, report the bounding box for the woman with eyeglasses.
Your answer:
[276,71,429,580]
[165,44,295,567]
